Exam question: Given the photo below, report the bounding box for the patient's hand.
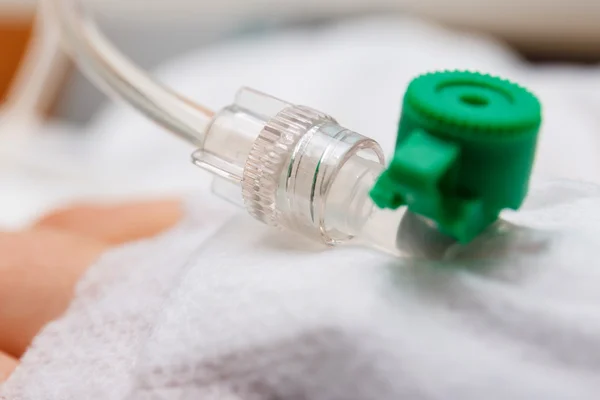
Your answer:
[0,199,183,382]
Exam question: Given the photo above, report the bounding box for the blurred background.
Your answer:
[0,0,599,229]
[1,0,600,125]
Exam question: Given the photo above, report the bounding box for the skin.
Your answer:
[0,198,183,383]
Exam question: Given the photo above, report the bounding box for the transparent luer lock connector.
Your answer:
[192,88,415,251]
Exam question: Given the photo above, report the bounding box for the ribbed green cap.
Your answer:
[370,70,542,243]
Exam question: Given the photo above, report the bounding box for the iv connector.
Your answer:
[192,88,385,245]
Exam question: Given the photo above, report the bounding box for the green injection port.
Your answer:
[370,70,542,243]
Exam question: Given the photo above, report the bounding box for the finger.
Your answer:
[0,351,18,383]
[34,198,183,245]
[0,229,108,357]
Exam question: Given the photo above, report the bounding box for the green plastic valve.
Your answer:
[370,71,542,243]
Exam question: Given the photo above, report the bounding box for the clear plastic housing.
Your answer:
[193,87,389,246]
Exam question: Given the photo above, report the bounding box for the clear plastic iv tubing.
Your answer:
[46,0,455,258]
[44,0,213,146]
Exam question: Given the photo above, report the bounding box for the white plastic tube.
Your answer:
[44,0,214,146]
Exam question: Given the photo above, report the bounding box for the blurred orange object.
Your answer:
[0,8,35,105]
[0,3,70,117]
